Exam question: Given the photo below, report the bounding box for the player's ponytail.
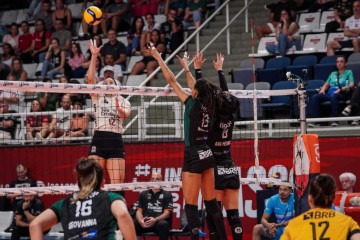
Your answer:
[72,158,103,203]
[195,78,223,117]
[309,174,336,208]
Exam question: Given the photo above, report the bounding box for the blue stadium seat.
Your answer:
[231,69,254,87]
[313,63,337,81]
[319,55,337,64]
[261,81,298,118]
[257,57,292,87]
[286,55,318,80]
[240,58,265,70]
[239,82,271,119]
[348,53,360,63]
[305,79,325,116]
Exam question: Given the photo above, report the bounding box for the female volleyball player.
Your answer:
[87,40,131,184]
[143,43,227,240]
[189,52,242,240]
[281,174,360,240]
[29,158,136,239]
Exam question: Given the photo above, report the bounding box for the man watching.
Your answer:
[340,172,356,193]
[134,172,173,240]
[252,184,294,240]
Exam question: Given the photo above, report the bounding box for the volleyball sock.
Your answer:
[227,209,243,240]
[204,198,227,240]
[185,203,201,240]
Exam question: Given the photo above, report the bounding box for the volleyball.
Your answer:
[83,6,102,25]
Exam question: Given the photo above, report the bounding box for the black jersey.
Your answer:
[184,97,209,147]
[10,178,37,202]
[208,114,234,163]
[51,190,123,240]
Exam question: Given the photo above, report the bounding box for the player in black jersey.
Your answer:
[143,43,227,240]
[189,52,242,240]
[29,158,136,240]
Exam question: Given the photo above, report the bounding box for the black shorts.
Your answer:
[89,131,125,159]
[339,40,354,49]
[214,159,240,190]
[183,145,215,173]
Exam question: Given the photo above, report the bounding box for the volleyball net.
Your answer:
[0,80,301,197]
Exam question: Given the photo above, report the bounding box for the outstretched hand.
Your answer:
[87,39,102,56]
[176,51,190,71]
[193,51,206,69]
[141,42,161,60]
[212,53,224,71]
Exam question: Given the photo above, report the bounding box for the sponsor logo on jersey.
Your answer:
[59,116,70,123]
[303,210,335,220]
[217,166,238,175]
[91,146,96,153]
[68,218,97,230]
[219,121,232,129]
[214,141,231,147]
[198,149,213,160]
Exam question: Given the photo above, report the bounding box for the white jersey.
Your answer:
[0,90,25,113]
[345,16,360,39]
[53,107,72,130]
[92,94,131,134]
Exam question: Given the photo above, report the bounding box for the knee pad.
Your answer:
[204,198,223,221]
[226,209,243,239]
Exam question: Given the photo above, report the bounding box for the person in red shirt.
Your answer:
[18,21,34,64]
[31,19,51,63]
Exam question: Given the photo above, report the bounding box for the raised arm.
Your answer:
[177,51,196,89]
[143,43,189,102]
[87,40,102,90]
[212,53,228,91]
[193,51,206,80]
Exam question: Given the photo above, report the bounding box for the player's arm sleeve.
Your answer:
[50,199,64,222]
[348,218,360,239]
[164,191,173,211]
[194,69,202,80]
[218,70,228,91]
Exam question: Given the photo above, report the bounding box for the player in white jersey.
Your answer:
[87,39,131,184]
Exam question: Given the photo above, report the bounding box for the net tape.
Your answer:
[0,80,301,98]
[0,179,294,196]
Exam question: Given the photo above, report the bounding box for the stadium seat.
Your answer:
[295,33,327,54]
[297,12,321,33]
[0,211,14,238]
[1,10,19,25]
[231,69,254,87]
[240,58,265,70]
[257,57,291,87]
[116,36,128,46]
[261,81,298,118]
[78,40,88,55]
[313,63,336,81]
[125,74,147,86]
[327,32,353,52]
[266,57,291,69]
[16,9,27,24]
[319,55,338,64]
[313,11,334,32]
[23,63,38,80]
[124,56,144,75]
[227,83,244,90]
[306,79,326,116]
[285,55,318,80]
[239,82,271,119]
[346,62,360,85]
[348,53,360,63]
[248,37,277,57]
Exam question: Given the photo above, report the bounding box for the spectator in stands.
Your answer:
[51,19,72,54]
[1,43,16,68]
[308,0,334,12]
[266,9,301,56]
[308,56,355,127]
[11,194,44,240]
[37,78,60,111]
[68,79,87,107]
[104,0,131,32]
[41,38,66,80]
[130,0,149,17]
[100,29,127,70]
[140,12,161,49]
[83,35,103,68]
[26,99,49,141]
[0,67,25,114]
[31,19,51,63]
[0,102,16,143]
[3,23,19,51]
[51,0,72,31]
[127,16,145,56]
[339,172,356,193]
[252,184,294,240]
[65,43,87,78]
[134,172,173,240]
[100,55,123,84]
[18,21,34,64]
[327,0,360,56]
[28,0,42,21]
[182,0,206,29]
[342,84,360,125]
[160,8,184,56]
[256,0,297,39]
[60,102,89,139]
[131,29,165,86]
[325,0,354,33]
[43,94,72,140]
[165,0,186,20]
[84,56,103,84]
[7,58,28,81]
[81,0,107,39]
[35,0,53,32]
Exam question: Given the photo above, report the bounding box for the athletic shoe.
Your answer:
[36,132,43,140]
[331,121,339,127]
[199,230,207,237]
[351,120,359,126]
[342,106,352,116]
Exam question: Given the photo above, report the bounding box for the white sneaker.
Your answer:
[35,132,43,140]
[342,106,352,116]
[351,120,359,126]
[331,122,339,127]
